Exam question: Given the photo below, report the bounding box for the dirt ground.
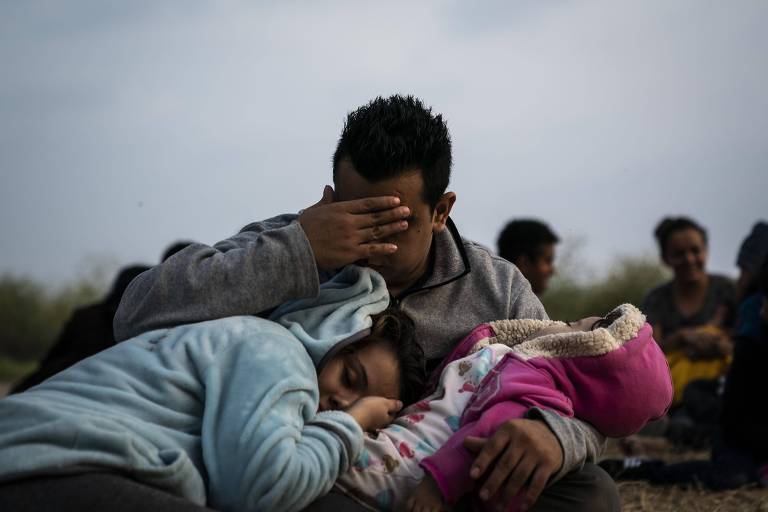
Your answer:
[603,437,768,511]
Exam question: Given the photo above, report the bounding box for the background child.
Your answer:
[334,304,673,511]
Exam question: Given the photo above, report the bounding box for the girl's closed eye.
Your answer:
[342,366,354,388]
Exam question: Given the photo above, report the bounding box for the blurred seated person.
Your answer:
[735,221,768,304]
[11,264,150,393]
[642,216,736,406]
[497,219,559,296]
[11,241,194,393]
[602,257,768,490]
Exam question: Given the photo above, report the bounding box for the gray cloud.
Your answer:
[1,0,766,285]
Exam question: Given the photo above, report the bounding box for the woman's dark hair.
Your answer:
[654,216,708,258]
[332,95,452,210]
[367,308,426,406]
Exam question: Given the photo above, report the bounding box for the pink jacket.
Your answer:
[421,306,673,506]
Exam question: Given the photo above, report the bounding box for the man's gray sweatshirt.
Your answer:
[114,214,604,479]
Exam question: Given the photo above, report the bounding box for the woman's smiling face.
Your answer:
[663,228,708,283]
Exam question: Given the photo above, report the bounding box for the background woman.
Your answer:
[643,216,736,408]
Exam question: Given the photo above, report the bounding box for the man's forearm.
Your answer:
[114,216,320,340]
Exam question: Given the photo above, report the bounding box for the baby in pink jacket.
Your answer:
[334,303,673,511]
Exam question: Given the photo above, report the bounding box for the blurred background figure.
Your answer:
[10,264,150,393]
[601,253,768,490]
[497,219,559,296]
[735,221,768,304]
[642,217,735,448]
[10,241,194,393]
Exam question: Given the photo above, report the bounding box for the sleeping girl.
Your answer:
[334,303,674,511]
[0,266,426,512]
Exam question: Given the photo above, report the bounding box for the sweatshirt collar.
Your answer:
[399,217,470,298]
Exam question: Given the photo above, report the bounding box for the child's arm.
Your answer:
[199,340,367,512]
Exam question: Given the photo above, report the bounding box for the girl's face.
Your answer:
[317,339,400,412]
[529,309,624,338]
[530,317,602,338]
[663,228,708,283]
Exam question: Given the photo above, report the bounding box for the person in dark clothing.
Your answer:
[735,221,768,304]
[11,241,193,393]
[10,264,151,393]
[602,258,768,489]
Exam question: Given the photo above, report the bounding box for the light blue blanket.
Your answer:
[0,266,389,512]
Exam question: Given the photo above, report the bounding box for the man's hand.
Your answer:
[299,186,410,271]
[464,419,563,511]
[406,474,446,512]
[347,396,402,432]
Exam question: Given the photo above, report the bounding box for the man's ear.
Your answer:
[432,192,456,232]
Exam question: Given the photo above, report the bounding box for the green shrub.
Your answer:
[541,255,669,321]
[0,273,105,363]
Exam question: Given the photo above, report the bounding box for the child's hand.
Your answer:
[406,474,445,512]
[346,396,402,432]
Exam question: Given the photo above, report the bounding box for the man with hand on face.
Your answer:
[115,95,619,512]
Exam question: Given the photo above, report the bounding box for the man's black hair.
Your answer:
[332,95,452,209]
[367,308,426,406]
[654,216,708,258]
[497,219,559,263]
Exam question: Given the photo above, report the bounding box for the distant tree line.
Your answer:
[0,254,669,382]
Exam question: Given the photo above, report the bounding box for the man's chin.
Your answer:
[365,263,386,273]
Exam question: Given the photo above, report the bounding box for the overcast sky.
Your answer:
[1,1,766,288]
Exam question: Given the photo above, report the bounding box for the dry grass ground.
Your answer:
[603,437,768,511]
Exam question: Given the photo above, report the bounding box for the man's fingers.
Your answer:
[357,243,399,259]
[521,466,549,511]
[500,456,536,507]
[471,433,508,485]
[346,195,401,214]
[362,220,408,242]
[478,444,521,501]
[355,205,411,229]
[464,436,486,455]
